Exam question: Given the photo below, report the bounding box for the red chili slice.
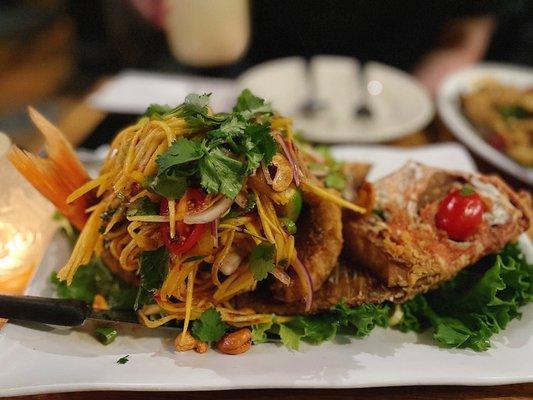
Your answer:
[159,189,207,254]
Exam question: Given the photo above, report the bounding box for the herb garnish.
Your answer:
[116,355,130,364]
[146,90,276,200]
[191,307,228,342]
[249,243,276,281]
[126,196,159,217]
[134,247,169,310]
[313,145,347,191]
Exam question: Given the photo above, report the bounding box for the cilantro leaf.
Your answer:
[144,104,172,117]
[198,147,246,199]
[312,145,347,191]
[244,124,277,170]
[156,138,203,171]
[249,243,275,281]
[184,93,211,113]
[324,172,346,191]
[148,169,188,200]
[207,116,247,142]
[182,93,229,128]
[116,355,129,364]
[134,247,169,310]
[234,89,273,119]
[251,320,273,344]
[191,307,228,342]
[126,196,159,217]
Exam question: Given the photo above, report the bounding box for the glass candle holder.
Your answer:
[0,133,57,294]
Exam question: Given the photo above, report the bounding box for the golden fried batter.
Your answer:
[271,186,343,303]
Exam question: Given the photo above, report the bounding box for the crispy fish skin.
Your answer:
[235,259,400,315]
[237,163,531,315]
[343,162,531,289]
[237,255,446,315]
[271,186,343,303]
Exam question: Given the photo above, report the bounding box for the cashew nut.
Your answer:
[220,251,242,276]
[175,331,208,353]
[216,328,252,355]
[271,154,293,192]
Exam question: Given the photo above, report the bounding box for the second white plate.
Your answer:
[437,62,533,185]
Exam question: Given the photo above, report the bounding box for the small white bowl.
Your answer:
[437,62,533,185]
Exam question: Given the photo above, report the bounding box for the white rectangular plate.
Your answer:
[1,143,532,396]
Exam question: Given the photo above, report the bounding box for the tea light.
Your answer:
[0,133,57,294]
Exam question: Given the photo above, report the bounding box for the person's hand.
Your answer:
[413,15,495,96]
[130,0,165,29]
[413,48,476,96]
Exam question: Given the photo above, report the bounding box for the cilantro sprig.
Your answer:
[249,243,276,281]
[313,145,347,191]
[147,90,276,200]
[191,307,228,342]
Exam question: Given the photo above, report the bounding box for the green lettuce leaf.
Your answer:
[396,243,532,351]
[51,257,137,310]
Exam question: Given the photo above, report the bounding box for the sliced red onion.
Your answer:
[220,252,242,275]
[261,161,273,185]
[292,256,313,311]
[184,197,233,224]
[286,140,302,186]
[274,133,300,187]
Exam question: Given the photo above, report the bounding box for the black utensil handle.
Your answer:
[0,295,88,326]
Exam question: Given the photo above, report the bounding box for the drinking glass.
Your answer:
[0,132,56,294]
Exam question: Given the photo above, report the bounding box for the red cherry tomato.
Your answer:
[435,187,484,241]
[160,189,207,254]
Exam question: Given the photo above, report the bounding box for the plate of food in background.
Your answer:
[437,63,533,185]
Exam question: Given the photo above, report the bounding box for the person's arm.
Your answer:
[413,15,496,95]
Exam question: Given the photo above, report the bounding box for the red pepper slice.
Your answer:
[160,189,207,254]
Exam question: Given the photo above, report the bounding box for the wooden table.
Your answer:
[5,97,533,400]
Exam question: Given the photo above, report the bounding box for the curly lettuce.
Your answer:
[252,243,532,351]
[396,243,532,351]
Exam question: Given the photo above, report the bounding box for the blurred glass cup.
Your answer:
[0,133,56,294]
[164,0,250,67]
